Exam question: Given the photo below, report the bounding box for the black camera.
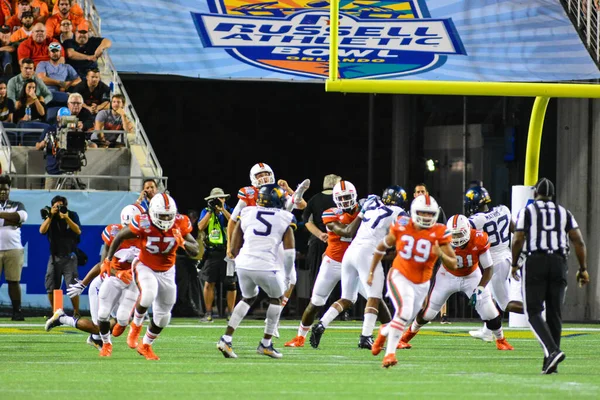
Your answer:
[59,205,68,214]
[207,198,220,211]
[40,206,51,219]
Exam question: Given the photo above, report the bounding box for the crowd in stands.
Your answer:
[0,0,130,148]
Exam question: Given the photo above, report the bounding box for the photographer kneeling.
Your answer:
[198,188,236,322]
[39,195,82,316]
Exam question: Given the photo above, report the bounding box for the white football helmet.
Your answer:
[250,162,275,188]
[333,180,357,210]
[120,204,143,226]
[149,193,177,231]
[446,214,471,247]
[410,194,440,228]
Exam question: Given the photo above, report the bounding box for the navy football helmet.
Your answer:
[381,185,407,208]
[257,184,286,209]
[464,186,491,216]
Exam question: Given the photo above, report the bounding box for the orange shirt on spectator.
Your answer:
[10,25,30,42]
[52,2,82,18]
[30,0,48,22]
[45,12,83,36]
[17,36,64,66]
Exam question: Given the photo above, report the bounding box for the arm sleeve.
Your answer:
[479,249,494,269]
[283,248,296,277]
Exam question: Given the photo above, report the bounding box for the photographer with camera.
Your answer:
[198,187,236,322]
[39,195,82,317]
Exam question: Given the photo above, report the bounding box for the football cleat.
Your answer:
[45,308,65,332]
[86,335,103,350]
[257,343,282,359]
[371,325,387,356]
[397,341,412,350]
[440,315,452,325]
[217,336,238,359]
[309,322,325,349]
[469,329,494,342]
[292,179,310,205]
[400,327,417,344]
[200,314,213,323]
[382,354,398,368]
[496,338,514,351]
[11,310,24,321]
[284,336,305,347]
[358,335,374,350]
[99,343,112,357]
[127,322,142,349]
[137,343,160,360]
[112,323,126,337]
[542,350,565,374]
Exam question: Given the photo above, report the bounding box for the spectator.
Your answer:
[52,0,84,19]
[54,18,72,44]
[39,195,82,317]
[17,22,64,67]
[0,174,28,321]
[0,24,15,76]
[13,77,44,121]
[92,93,132,148]
[25,0,49,24]
[45,0,82,38]
[135,178,158,211]
[6,1,32,32]
[0,80,15,122]
[173,209,202,317]
[7,57,52,102]
[9,9,33,43]
[71,68,108,115]
[36,41,79,104]
[64,21,111,78]
[198,187,236,322]
[64,92,94,131]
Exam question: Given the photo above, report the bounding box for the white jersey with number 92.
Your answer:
[468,205,512,262]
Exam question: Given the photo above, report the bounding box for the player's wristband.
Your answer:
[373,249,385,255]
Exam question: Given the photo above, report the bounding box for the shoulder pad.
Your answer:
[397,215,410,226]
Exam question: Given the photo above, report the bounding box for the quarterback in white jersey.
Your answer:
[309,186,407,350]
[465,186,524,341]
[217,184,296,360]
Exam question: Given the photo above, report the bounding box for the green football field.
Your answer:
[1,318,599,399]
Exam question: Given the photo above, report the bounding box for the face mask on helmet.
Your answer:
[249,163,275,188]
[120,204,142,226]
[410,195,439,228]
[446,214,471,247]
[333,181,357,211]
[149,194,177,231]
[381,185,407,207]
[257,183,285,209]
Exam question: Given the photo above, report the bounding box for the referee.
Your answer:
[511,178,590,374]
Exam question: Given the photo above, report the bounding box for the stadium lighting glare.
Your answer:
[426,159,436,172]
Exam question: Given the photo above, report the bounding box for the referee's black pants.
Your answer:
[522,253,568,356]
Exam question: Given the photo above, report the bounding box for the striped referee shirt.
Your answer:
[515,200,578,255]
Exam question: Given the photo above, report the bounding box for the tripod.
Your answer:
[55,172,85,190]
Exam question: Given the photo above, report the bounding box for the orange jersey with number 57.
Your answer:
[446,229,490,277]
[391,216,451,284]
[102,223,139,271]
[322,207,359,262]
[129,214,192,272]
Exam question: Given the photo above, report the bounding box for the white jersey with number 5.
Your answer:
[468,205,512,262]
[235,206,294,271]
[351,205,406,249]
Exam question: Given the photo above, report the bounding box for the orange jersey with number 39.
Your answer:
[391,216,451,284]
[322,207,359,262]
[102,223,139,271]
[446,229,490,277]
[129,214,192,272]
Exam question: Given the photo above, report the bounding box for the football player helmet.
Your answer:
[257,183,286,209]
[381,185,407,208]
[149,193,177,231]
[447,214,471,247]
[464,186,491,216]
[333,180,357,211]
[250,163,275,188]
[120,204,143,226]
[410,194,439,228]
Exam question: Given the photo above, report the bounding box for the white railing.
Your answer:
[562,0,600,64]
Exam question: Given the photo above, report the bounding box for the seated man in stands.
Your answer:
[36,42,80,104]
[7,57,53,104]
[6,1,33,32]
[54,19,73,44]
[9,10,34,44]
[65,92,94,131]
[64,21,111,79]
[17,22,64,67]
[25,0,49,24]
[71,68,109,116]
[92,94,133,148]
[0,24,15,76]
[45,0,83,38]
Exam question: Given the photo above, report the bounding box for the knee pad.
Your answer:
[97,304,111,322]
[310,294,326,307]
[139,286,157,308]
[476,296,499,321]
[153,312,171,328]
[116,308,132,326]
[485,314,502,331]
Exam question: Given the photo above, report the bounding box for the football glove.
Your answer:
[116,269,133,285]
[469,286,484,307]
[100,258,111,278]
[67,279,86,298]
[173,228,185,248]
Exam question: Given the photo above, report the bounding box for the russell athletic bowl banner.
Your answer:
[95,0,600,82]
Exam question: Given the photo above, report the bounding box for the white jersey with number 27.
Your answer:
[235,206,294,271]
[351,205,406,250]
[468,205,512,262]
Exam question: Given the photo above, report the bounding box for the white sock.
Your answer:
[298,323,310,338]
[261,338,272,347]
[100,332,111,344]
[133,310,146,326]
[91,334,101,341]
[491,327,504,340]
[411,319,425,333]
[223,334,232,342]
[142,329,158,345]
[228,301,251,330]
[385,325,405,356]
[320,306,340,328]
[380,323,390,337]
[59,315,77,328]
[264,304,283,336]
[362,313,378,336]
